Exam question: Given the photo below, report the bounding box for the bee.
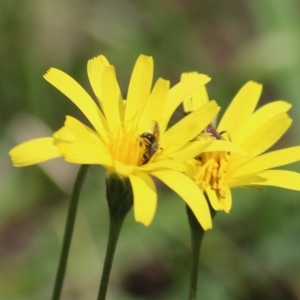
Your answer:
[204,124,224,140]
[139,120,160,164]
[204,124,230,142]
[195,124,229,162]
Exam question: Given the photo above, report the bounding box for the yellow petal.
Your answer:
[162,101,219,147]
[227,175,267,188]
[181,72,210,112]
[141,160,184,172]
[218,81,262,140]
[129,172,157,226]
[220,185,232,212]
[167,140,212,163]
[184,160,197,178]
[125,55,154,125]
[9,137,61,167]
[255,170,300,191]
[237,113,292,159]
[113,160,137,177]
[43,68,109,138]
[230,146,300,178]
[87,55,111,108]
[57,142,112,166]
[54,125,75,142]
[234,101,292,143]
[101,66,124,132]
[205,186,223,211]
[151,170,212,230]
[54,116,103,145]
[161,74,211,133]
[203,140,247,156]
[138,78,170,133]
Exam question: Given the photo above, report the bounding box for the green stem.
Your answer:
[51,164,89,300]
[186,206,205,300]
[97,214,125,300]
[186,204,216,300]
[96,173,133,300]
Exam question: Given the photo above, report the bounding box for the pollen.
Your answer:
[194,143,230,200]
[109,127,145,166]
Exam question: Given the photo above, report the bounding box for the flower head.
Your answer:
[183,74,300,213]
[10,55,222,228]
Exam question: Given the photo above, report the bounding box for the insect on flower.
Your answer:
[204,124,230,143]
[9,55,222,229]
[140,120,160,164]
[195,124,230,165]
[204,124,224,140]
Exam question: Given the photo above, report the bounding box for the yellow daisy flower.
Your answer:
[182,74,300,213]
[10,55,225,229]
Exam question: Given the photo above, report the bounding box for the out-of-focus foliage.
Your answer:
[1,0,300,299]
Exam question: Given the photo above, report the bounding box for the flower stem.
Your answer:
[51,165,89,300]
[186,205,205,300]
[186,204,216,300]
[97,215,125,300]
[97,173,133,300]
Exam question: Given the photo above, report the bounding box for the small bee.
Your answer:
[204,124,224,140]
[195,124,229,162]
[139,120,160,164]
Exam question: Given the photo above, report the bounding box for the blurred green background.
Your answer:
[1,0,300,299]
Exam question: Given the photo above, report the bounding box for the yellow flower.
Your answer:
[182,75,300,213]
[10,55,223,229]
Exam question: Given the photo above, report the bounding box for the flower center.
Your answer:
[194,151,230,198]
[193,126,230,199]
[109,120,160,167]
[109,127,145,166]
